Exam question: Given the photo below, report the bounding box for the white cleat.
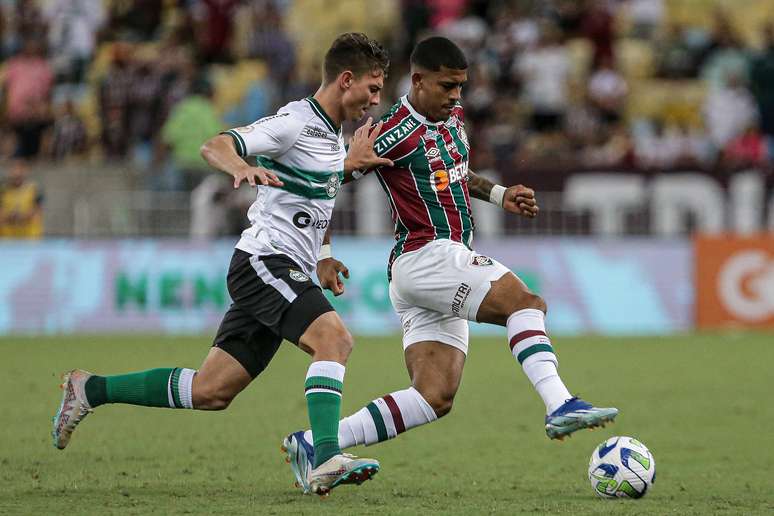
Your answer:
[309,453,380,496]
[52,369,93,450]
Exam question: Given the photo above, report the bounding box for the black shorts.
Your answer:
[213,249,334,377]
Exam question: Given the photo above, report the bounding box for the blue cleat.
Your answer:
[545,397,618,440]
[281,431,315,493]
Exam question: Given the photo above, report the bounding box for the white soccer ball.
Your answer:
[588,436,656,499]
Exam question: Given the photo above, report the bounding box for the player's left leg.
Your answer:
[475,272,618,439]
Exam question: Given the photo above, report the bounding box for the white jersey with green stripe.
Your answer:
[222,97,345,276]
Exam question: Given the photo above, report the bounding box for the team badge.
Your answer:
[422,130,438,142]
[289,270,309,282]
[459,129,469,149]
[472,255,493,266]
[326,174,341,198]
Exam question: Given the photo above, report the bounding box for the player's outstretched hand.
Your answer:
[232,165,284,188]
[316,257,350,296]
[345,117,394,172]
[503,184,539,218]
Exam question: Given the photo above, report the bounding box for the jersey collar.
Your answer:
[306,96,341,135]
[400,95,443,127]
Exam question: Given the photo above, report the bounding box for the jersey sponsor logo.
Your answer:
[430,170,450,192]
[326,174,341,198]
[429,161,469,192]
[451,282,472,316]
[472,255,493,266]
[374,118,419,154]
[293,211,329,230]
[424,147,440,159]
[238,113,290,132]
[305,126,329,139]
[289,270,309,282]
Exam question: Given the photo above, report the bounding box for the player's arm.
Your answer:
[200,135,283,188]
[316,227,350,296]
[342,117,393,184]
[200,114,303,188]
[467,170,539,218]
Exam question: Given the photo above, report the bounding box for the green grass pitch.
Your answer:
[1,333,773,515]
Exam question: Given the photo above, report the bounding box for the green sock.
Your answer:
[84,368,196,409]
[305,362,345,467]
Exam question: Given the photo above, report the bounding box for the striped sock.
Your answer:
[508,309,571,414]
[305,387,437,449]
[305,361,345,467]
[84,368,196,409]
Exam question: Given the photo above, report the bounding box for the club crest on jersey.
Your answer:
[326,174,341,198]
[445,114,462,129]
[472,255,493,266]
[430,170,450,192]
[289,270,309,282]
[459,128,469,149]
[422,130,439,142]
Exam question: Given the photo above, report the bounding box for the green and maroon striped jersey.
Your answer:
[369,96,474,269]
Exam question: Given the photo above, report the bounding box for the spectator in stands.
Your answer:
[627,0,664,40]
[587,56,628,125]
[43,0,106,86]
[701,13,749,89]
[244,0,296,90]
[580,122,633,168]
[129,53,164,167]
[46,99,88,160]
[158,77,222,191]
[581,0,615,68]
[750,24,774,158]
[2,37,54,159]
[98,43,134,158]
[703,72,758,152]
[106,0,163,41]
[513,22,570,133]
[5,0,46,56]
[722,124,768,169]
[0,158,43,238]
[191,0,240,63]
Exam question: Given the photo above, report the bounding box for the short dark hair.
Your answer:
[410,36,468,71]
[323,33,389,84]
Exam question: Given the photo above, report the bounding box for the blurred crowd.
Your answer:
[1,0,774,238]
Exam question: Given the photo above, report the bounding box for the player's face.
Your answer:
[342,69,384,121]
[413,66,467,122]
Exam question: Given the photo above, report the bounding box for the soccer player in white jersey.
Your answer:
[52,33,394,496]
[282,37,619,487]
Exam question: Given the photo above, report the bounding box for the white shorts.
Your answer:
[388,239,511,355]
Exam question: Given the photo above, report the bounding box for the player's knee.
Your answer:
[312,326,354,363]
[421,389,456,418]
[521,293,547,314]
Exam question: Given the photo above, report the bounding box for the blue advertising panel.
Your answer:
[0,238,692,336]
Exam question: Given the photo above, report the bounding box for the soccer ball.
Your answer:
[588,436,656,499]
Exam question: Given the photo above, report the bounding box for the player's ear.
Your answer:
[339,70,354,90]
[411,71,424,90]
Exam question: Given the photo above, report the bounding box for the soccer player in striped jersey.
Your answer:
[283,37,618,484]
[52,33,394,496]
